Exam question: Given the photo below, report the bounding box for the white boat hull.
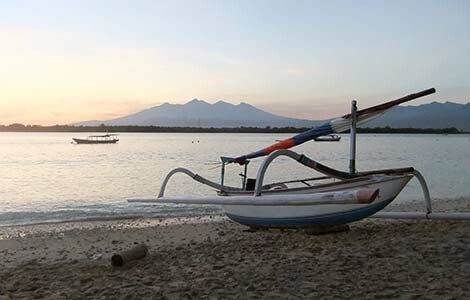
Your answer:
[222,175,412,228]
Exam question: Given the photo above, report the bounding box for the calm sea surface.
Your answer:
[1,132,469,226]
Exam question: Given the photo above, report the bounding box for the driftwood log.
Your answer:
[111,244,148,267]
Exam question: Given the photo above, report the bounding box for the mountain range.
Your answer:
[76,99,323,128]
[75,99,470,131]
[366,101,470,130]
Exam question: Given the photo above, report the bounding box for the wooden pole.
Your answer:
[129,188,379,206]
[342,88,435,119]
[349,100,357,175]
[371,212,470,220]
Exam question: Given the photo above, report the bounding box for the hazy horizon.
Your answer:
[1,0,469,125]
[2,96,470,128]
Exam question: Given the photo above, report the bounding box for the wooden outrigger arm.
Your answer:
[130,188,379,206]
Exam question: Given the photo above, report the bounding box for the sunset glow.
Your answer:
[1,1,469,125]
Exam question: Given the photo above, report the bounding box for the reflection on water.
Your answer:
[0,132,469,225]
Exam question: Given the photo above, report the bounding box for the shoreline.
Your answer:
[2,195,469,227]
[1,128,468,134]
[1,199,469,299]
[1,196,468,234]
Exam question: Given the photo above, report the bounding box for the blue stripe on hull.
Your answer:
[225,197,395,228]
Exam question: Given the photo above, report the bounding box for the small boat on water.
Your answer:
[314,134,341,142]
[72,134,119,144]
[130,88,470,228]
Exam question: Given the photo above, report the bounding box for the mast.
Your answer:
[349,100,357,174]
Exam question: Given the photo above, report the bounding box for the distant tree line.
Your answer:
[0,123,464,134]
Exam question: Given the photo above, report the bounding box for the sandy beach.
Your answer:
[1,198,469,299]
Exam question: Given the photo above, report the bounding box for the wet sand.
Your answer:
[1,199,469,299]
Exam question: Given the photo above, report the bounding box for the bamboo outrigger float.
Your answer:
[129,88,470,228]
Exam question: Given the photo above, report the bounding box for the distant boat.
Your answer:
[314,134,341,142]
[72,134,119,144]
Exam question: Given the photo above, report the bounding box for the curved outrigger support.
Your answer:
[157,167,242,198]
[411,170,432,213]
[157,149,428,199]
[371,170,470,220]
[157,150,358,198]
[157,149,430,199]
[253,149,428,196]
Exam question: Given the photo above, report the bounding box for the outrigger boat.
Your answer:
[72,134,119,144]
[314,134,341,142]
[129,88,470,228]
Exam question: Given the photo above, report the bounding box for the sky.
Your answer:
[1,0,469,125]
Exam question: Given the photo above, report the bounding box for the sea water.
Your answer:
[0,132,469,226]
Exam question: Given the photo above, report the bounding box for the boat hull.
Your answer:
[72,138,119,144]
[223,175,412,228]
